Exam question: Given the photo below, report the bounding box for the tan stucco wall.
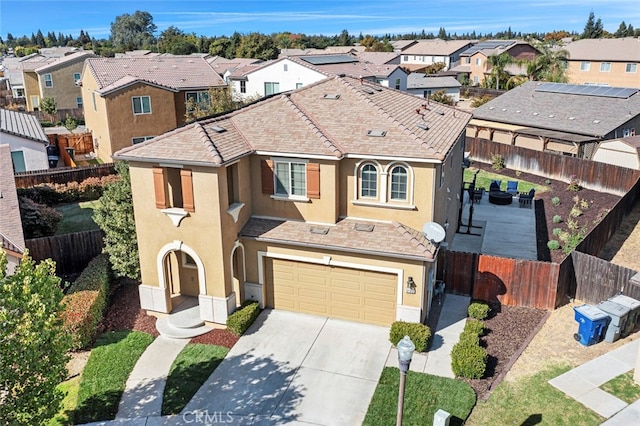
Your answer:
[38,61,86,110]
[249,155,339,223]
[23,71,40,111]
[567,61,640,87]
[81,68,110,160]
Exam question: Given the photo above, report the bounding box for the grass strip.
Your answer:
[600,371,640,404]
[162,343,229,415]
[73,331,154,424]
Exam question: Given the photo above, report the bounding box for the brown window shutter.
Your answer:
[307,163,320,199]
[180,169,195,212]
[152,167,168,209]
[261,160,274,194]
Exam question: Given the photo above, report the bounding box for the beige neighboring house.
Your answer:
[81,56,227,162]
[592,136,640,169]
[0,144,26,275]
[0,108,49,172]
[565,38,640,88]
[399,39,474,72]
[113,76,472,327]
[34,50,97,110]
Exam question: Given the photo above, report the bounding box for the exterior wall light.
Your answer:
[406,276,416,294]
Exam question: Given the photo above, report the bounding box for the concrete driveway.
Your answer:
[181,309,391,425]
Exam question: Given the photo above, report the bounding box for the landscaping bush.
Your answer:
[468,302,490,320]
[464,319,485,336]
[458,331,480,346]
[17,175,119,205]
[18,196,62,238]
[62,255,111,350]
[389,321,431,352]
[226,300,261,336]
[553,215,563,223]
[552,227,562,236]
[547,240,561,250]
[491,154,505,171]
[551,197,561,206]
[451,340,487,379]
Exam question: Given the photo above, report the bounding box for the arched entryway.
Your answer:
[230,241,246,307]
[157,241,206,314]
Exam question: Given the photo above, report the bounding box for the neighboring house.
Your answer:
[592,136,640,169]
[391,40,418,53]
[206,56,263,79]
[113,76,472,327]
[355,51,401,65]
[564,38,640,88]
[81,56,227,162]
[468,81,640,159]
[0,108,49,171]
[34,50,97,110]
[0,144,26,275]
[400,39,474,72]
[406,74,462,101]
[228,55,408,102]
[454,40,539,86]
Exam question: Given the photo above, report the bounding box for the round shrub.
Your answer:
[551,197,561,206]
[389,321,431,352]
[464,319,485,337]
[451,341,487,379]
[552,227,562,236]
[553,215,563,223]
[547,240,561,250]
[468,302,490,320]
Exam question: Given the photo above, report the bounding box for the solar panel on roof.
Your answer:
[535,83,638,99]
[299,55,359,65]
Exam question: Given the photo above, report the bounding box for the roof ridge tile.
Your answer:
[194,122,223,164]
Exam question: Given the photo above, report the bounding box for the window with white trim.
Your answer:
[73,72,81,83]
[423,89,432,98]
[580,61,591,71]
[44,73,53,88]
[623,128,636,137]
[464,57,470,64]
[360,163,378,198]
[403,55,408,61]
[240,81,246,93]
[475,58,481,66]
[296,83,303,89]
[390,165,408,201]
[275,161,306,197]
[626,63,637,73]
[600,62,611,72]
[395,78,401,90]
[92,92,97,111]
[132,96,151,115]
[132,136,154,144]
[264,82,280,96]
[76,97,83,108]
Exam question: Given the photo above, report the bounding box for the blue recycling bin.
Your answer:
[573,304,610,346]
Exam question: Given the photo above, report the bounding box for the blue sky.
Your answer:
[1,0,639,40]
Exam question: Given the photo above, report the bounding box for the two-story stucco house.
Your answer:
[400,40,474,72]
[564,38,640,88]
[113,76,472,328]
[81,56,227,162]
[0,108,49,172]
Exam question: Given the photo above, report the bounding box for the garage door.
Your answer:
[267,259,397,326]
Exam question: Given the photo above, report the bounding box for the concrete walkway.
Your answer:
[548,339,640,422]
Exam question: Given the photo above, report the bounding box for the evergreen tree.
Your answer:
[615,21,628,37]
[35,29,45,47]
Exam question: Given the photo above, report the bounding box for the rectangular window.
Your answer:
[284,63,288,71]
[403,55,408,61]
[132,96,151,114]
[153,167,195,212]
[76,97,83,108]
[423,90,432,98]
[16,88,24,97]
[30,95,39,110]
[626,63,638,73]
[464,57,470,64]
[395,78,401,90]
[11,151,26,173]
[473,76,479,85]
[296,83,303,89]
[240,81,246,93]
[92,92,97,111]
[73,72,81,83]
[275,161,306,196]
[44,73,53,88]
[475,58,481,66]
[600,62,611,72]
[580,61,591,71]
[186,91,209,111]
[132,136,154,144]
[227,164,240,206]
[264,82,280,96]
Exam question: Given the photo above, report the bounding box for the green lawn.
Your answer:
[55,201,100,235]
[466,364,603,425]
[48,376,80,426]
[162,343,229,415]
[73,331,155,424]
[463,167,549,194]
[364,367,475,425]
[601,371,640,404]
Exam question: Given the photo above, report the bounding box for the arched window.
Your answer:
[390,165,408,201]
[360,164,378,198]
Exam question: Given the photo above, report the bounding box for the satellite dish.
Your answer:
[422,222,446,244]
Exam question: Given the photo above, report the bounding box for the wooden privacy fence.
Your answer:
[14,163,116,188]
[32,108,84,123]
[467,137,640,195]
[47,133,93,156]
[26,230,104,276]
[572,251,640,304]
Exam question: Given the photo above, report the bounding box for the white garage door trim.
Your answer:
[257,251,404,306]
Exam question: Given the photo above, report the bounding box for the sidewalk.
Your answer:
[548,339,640,422]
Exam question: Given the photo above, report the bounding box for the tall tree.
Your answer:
[93,161,140,280]
[487,53,515,90]
[0,251,70,425]
[235,33,277,60]
[526,44,569,83]
[110,10,157,52]
[582,11,604,39]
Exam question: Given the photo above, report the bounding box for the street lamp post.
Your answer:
[396,335,415,426]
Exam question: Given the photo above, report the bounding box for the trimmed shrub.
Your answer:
[464,319,485,337]
[62,255,111,350]
[547,240,561,250]
[451,341,487,379]
[389,321,431,352]
[551,197,561,206]
[552,227,562,236]
[468,302,490,320]
[227,300,261,336]
[18,196,62,238]
[17,175,120,205]
[552,215,563,223]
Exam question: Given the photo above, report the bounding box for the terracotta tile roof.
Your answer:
[114,76,472,164]
[403,39,474,56]
[240,217,436,260]
[85,56,226,92]
[472,81,640,138]
[0,144,25,254]
[0,109,48,143]
[35,51,96,73]
[565,37,640,62]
